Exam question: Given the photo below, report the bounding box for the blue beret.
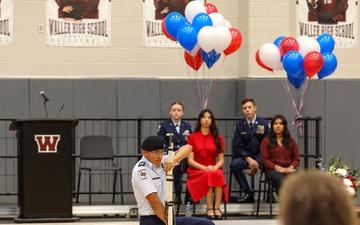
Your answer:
[141,136,166,151]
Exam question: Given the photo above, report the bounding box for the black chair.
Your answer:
[256,165,274,218]
[228,138,241,199]
[76,135,124,205]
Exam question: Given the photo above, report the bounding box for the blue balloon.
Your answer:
[318,52,337,79]
[192,13,213,32]
[317,34,335,53]
[273,36,285,48]
[201,49,221,68]
[165,12,186,41]
[287,69,306,89]
[177,25,198,51]
[283,50,304,77]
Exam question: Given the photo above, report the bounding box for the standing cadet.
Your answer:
[131,136,214,225]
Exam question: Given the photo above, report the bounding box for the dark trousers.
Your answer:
[230,156,261,194]
[140,215,215,225]
[264,170,286,194]
[174,161,191,198]
[173,162,182,194]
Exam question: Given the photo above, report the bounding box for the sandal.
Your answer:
[214,208,223,220]
[206,208,216,220]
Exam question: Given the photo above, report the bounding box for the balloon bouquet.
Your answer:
[256,34,337,124]
[162,1,242,109]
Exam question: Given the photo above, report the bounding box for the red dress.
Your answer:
[186,131,229,203]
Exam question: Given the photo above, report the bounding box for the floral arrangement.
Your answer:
[317,156,360,198]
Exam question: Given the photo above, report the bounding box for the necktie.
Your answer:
[175,124,180,133]
[249,122,253,130]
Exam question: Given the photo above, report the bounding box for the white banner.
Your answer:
[143,0,204,47]
[0,0,13,46]
[297,0,357,48]
[46,0,111,47]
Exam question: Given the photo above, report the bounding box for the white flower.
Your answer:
[343,178,353,187]
[346,186,356,196]
[335,168,348,177]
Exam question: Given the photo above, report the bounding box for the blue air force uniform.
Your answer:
[230,115,270,194]
[157,119,192,195]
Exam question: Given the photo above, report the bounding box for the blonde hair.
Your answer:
[279,170,357,225]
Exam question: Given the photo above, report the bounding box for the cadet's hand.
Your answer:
[163,160,174,172]
[246,157,259,175]
[248,165,259,176]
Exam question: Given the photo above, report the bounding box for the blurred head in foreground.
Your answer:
[279,170,357,225]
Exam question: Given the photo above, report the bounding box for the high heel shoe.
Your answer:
[214,208,223,220]
[206,208,216,220]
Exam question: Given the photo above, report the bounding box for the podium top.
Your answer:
[9,118,79,131]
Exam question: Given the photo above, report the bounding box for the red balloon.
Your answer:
[223,28,242,56]
[255,49,273,72]
[184,50,203,71]
[161,18,176,41]
[303,51,324,78]
[279,37,299,56]
[204,3,218,14]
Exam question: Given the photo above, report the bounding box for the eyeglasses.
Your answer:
[149,151,167,157]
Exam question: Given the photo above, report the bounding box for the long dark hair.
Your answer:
[194,109,222,153]
[267,114,293,150]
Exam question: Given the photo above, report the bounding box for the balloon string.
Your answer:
[273,70,301,117]
[298,77,319,114]
[209,54,225,94]
[179,49,225,110]
[180,48,203,110]
[204,53,225,108]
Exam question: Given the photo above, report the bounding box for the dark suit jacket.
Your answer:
[233,116,270,159]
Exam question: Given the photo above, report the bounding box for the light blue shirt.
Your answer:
[131,156,166,216]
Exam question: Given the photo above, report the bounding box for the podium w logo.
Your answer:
[35,135,61,153]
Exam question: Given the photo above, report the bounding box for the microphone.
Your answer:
[40,91,49,102]
[56,104,65,118]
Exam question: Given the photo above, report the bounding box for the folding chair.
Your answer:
[76,135,124,205]
[256,165,274,218]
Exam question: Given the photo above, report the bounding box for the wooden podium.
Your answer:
[10,118,80,222]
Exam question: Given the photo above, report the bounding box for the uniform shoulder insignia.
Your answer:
[138,169,147,180]
[138,162,145,167]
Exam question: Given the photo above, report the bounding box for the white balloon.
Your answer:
[298,38,320,56]
[224,20,232,28]
[259,43,281,70]
[214,26,232,54]
[296,35,311,46]
[184,1,207,24]
[197,26,217,53]
[209,12,225,28]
